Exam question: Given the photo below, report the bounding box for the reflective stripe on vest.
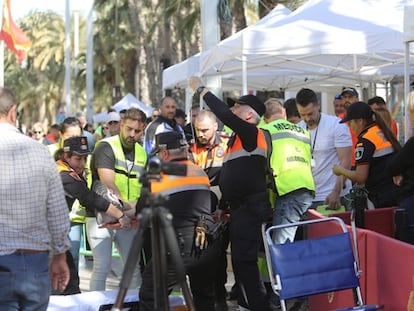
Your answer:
[150,160,210,196]
[102,136,147,200]
[190,135,228,170]
[260,120,315,196]
[224,130,267,162]
[360,124,394,158]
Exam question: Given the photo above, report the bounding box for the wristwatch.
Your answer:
[196,86,205,94]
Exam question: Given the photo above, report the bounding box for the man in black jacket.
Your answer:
[189,77,272,311]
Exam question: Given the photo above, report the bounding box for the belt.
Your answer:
[14,249,48,254]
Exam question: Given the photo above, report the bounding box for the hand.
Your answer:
[124,207,136,219]
[49,252,69,293]
[393,175,403,186]
[188,76,203,93]
[118,214,131,228]
[213,209,230,222]
[324,191,341,210]
[332,165,342,176]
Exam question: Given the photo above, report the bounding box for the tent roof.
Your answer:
[162,4,290,90]
[199,0,414,90]
[112,93,154,117]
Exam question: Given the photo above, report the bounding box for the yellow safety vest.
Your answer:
[102,136,147,201]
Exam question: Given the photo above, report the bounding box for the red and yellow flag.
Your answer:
[0,0,32,63]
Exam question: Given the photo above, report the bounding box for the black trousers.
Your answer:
[51,250,81,295]
[139,226,220,311]
[229,197,272,311]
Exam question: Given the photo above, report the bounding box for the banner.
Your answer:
[0,0,31,63]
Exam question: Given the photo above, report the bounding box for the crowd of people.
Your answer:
[1,79,414,311]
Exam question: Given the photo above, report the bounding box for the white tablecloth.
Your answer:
[48,290,185,311]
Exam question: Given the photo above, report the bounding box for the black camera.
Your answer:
[146,157,187,177]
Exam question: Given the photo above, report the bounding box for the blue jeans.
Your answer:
[86,217,141,291]
[69,223,82,270]
[399,195,414,244]
[0,252,51,311]
[272,189,313,244]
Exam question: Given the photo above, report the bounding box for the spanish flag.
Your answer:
[0,0,31,63]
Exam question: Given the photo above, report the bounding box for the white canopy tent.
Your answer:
[111,93,154,118]
[162,4,291,91]
[199,0,414,92]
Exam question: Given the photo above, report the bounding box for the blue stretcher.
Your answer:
[262,217,383,311]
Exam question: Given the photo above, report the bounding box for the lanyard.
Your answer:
[307,113,321,157]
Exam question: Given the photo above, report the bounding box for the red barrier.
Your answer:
[365,231,414,310]
[307,209,414,310]
[307,210,368,310]
[329,207,396,238]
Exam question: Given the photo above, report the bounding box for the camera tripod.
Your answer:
[111,163,195,311]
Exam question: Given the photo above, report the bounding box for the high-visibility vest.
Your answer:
[56,159,87,223]
[260,119,315,197]
[190,133,228,174]
[224,129,267,163]
[356,124,394,161]
[150,160,210,195]
[102,136,147,201]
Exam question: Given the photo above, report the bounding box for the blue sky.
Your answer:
[10,0,93,21]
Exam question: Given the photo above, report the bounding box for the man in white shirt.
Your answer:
[296,88,352,209]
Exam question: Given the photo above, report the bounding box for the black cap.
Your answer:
[228,95,265,117]
[150,132,188,155]
[227,97,236,107]
[341,87,359,98]
[339,102,374,123]
[63,136,90,155]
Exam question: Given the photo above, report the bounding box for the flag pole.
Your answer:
[64,0,71,116]
[0,0,4,87]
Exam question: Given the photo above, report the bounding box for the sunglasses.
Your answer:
[33,131,43,134]
[108,121,119,125]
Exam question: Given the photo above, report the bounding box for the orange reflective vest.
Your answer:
[190,134,228,172]
[225,130,268,163]
[356,124,394,163]
[150,160,210,195]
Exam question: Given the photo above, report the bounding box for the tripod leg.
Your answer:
[111,208,151,311]
[151,207,170,311]
[158,207,196,311]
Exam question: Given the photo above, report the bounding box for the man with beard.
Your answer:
[296,88,352,210]
[87,108,147,291]
[144,96,185,154]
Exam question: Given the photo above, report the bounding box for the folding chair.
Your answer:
[263,217,383,311]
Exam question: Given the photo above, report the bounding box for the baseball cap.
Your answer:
[63,136,90,155]
[150,131,188,155]
[107,111,121,123]
[228,94,266,117]
[341,87,359,98]
[339,102,374,123]
[334,94,342,100]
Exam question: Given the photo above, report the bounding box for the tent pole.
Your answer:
[242,54,247,94]
[404,41,411,142]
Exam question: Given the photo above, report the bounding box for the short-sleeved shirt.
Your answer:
[298,113,352,202]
